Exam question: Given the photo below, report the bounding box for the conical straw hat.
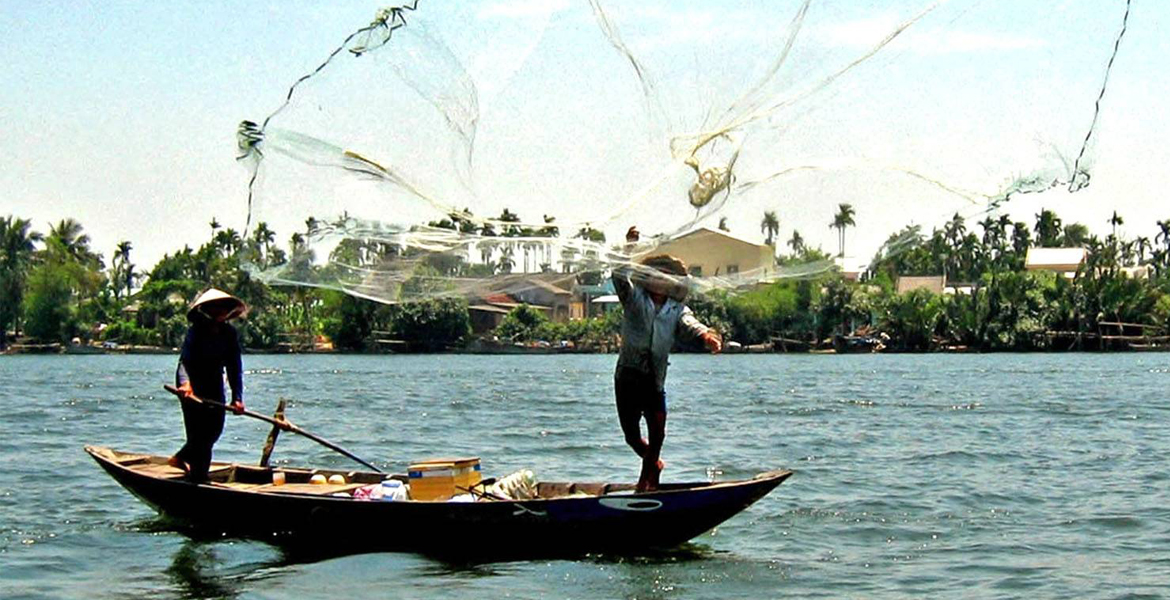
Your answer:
[187,288,247,320]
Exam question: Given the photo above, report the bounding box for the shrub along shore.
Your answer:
[2,209,1169,355]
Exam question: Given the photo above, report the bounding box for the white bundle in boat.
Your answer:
[489,470,537,500]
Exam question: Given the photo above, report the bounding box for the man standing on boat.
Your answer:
[613,227,722,492]
[169,288,247,481]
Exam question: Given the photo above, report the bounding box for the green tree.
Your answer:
[249,222,277,268]
[498,208,522,238]
[42,219,105,328]
[1108,211,1124,240]
[880,288,944,351]
[787,230,804,255]
[942,212,967,280]
[760,211,779,246]
[574,225,606,243]
[496,245,516,274]
[388,298,470,350]
[1157,219,1170,253]
[725,280,809,344]
[831,203,856,258]
[496,304,548,341]
[319,291,379,351]
[1061,223,1091,247]
[0,216,43,346]
[46,218,102,268]
[23,264,77,342]
[111,240,135,300]
[1033,209,1062,248]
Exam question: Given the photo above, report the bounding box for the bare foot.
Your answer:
[635,459,665,493]
[167,455,189,473]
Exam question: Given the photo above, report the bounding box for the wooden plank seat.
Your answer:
[215,481,368,496]
[129,461,235,480]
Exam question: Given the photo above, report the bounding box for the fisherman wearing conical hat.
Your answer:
[614,227,722,492]
[168,288,247,481]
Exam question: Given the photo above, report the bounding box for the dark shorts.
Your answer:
[615,366,667,416]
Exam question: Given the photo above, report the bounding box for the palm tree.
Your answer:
[47,218,101,267]
[539,215,559,270]
[214,228,243,256]
[498,208,521,237]
[1033,209,1062,247]
[457,208,479,234]
[1152,249,1168,277]
[112,240,135,299]
[1134,236,1152,264]
[496,245,515,274]
[1,216,43,346]
[942,213,967,278]
[574,226,606,243]
[524,240,541,273]
[979,215,997,248]
[788,230,804,255]
[210,218,221,237]
[830,203,856,258]
[1157,219,1170,252]
[251,222,276,267]
[1109,210,1124,239]
[478,239,496,266]
[1061,223,1091,247]
[944,213,966,247]
[760,211,779,246]
[1011,222,1031,257]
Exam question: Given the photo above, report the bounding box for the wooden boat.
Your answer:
[86,445,791,556]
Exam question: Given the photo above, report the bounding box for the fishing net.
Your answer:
[239,0,1133,303]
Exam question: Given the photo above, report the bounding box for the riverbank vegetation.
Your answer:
[2,209,1168,353]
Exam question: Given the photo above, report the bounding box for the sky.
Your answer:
[3,0,1168,273]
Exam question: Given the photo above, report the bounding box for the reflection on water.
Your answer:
[165,537,301,600]
[166,541,244,600]
[585,542,717,565]
[153,517,728,600]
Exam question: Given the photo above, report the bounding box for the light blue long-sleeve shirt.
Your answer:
[613,267,709,391]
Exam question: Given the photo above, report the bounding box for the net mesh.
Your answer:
[238,0,1132,303]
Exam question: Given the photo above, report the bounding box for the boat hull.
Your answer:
[87,446,791,556]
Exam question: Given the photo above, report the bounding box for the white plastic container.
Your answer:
[380,479,409,502]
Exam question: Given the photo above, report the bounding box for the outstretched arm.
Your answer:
[678,307,722,353]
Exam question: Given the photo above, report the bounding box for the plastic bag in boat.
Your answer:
[351,479,409,501]
[488,470,537,501]
[352,484,383,501]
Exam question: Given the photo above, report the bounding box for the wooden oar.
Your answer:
[163,384,383,473]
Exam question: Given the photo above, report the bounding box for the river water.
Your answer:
[1,353,1167,599]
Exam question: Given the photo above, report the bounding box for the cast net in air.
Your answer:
[238,0,1133,303]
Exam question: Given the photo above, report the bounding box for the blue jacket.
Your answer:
[176,320,243,404]
[613,266,709,391]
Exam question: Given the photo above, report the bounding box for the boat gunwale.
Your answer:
[85,445,793,504]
